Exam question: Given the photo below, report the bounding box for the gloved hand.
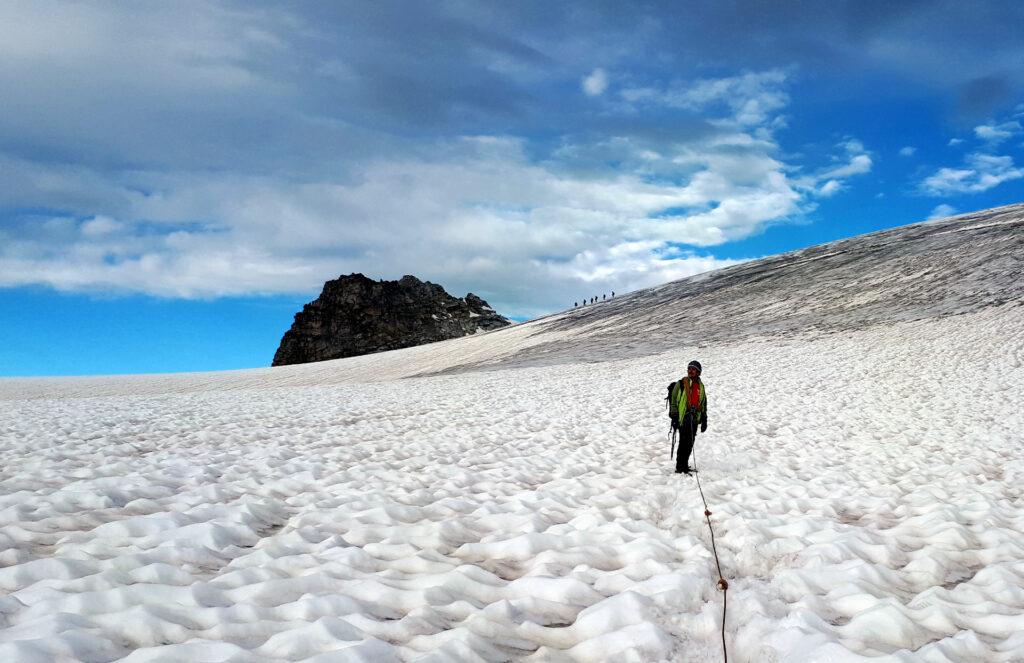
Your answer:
[700,416,708,433]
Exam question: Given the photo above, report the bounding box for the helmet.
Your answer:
[687,360,702,374]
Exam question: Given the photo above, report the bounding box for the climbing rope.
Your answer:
[691,416,729,663]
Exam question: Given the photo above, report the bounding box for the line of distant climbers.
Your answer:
[575,292,614,307]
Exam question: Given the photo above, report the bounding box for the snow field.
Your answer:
[0,304,1022,661]
[0,315,576,401]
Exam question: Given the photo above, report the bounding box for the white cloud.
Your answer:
[621,69,790,127]
[791,138,873,197]
[921,153,1023,195]
[948,138,964,146]
[928,204,958,219]
[621,75,869,200]
[0,132,795,309]
[80,216,125,236]
[839,139,865,154]
[545,241,745,296]
[0,68,864,315]
[899,146,916,157]
[7,1,1024,326]
[582,68,609,96]
[974,121,1022,144]
[818,180,842,196]
[818,154,872,180]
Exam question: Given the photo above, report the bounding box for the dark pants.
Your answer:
[675,413,697,472]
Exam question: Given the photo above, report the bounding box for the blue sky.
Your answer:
[2,1,1023,376]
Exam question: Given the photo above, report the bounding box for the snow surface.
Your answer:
[1,207,1024,662]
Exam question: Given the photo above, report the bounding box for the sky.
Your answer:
[2,1,1023,376]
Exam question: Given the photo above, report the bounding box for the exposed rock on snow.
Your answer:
[272,274,510,366]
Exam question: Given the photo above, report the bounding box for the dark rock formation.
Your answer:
[272,274,511,366]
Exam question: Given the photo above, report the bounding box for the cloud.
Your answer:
[928,204,958,219]
[818,180,842,197]
[899,146,916,157]
[1,52,821,315]
[80,216,125,237]
[582,68,609,96]
[790,138,873,197]
[621,69,791,127]
[1,2,921,317]
[921,153,1023,195]
[974,120,1022,144]
[818,154,872,180]
[948,138,965,146]
[0,130,786,310]
[920,108,1024,197]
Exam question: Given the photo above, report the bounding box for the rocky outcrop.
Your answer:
[272,274,511,366]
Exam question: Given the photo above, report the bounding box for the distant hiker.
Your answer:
[574,301,578,308]
[667,360,708,474]
[611,291,615,297]
[602,294,606,300]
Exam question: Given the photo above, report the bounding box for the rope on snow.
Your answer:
[691,425,729,663]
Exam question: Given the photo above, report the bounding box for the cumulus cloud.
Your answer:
[921,153,1023,195]
[973,121,1022,144]
[582,68,609,96]
[899,146,916,157]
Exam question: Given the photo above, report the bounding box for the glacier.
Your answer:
[1,204,1023,662]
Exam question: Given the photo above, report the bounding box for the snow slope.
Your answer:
[1,205,1023,662]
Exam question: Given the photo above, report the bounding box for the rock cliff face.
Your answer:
[272,274,511,366]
